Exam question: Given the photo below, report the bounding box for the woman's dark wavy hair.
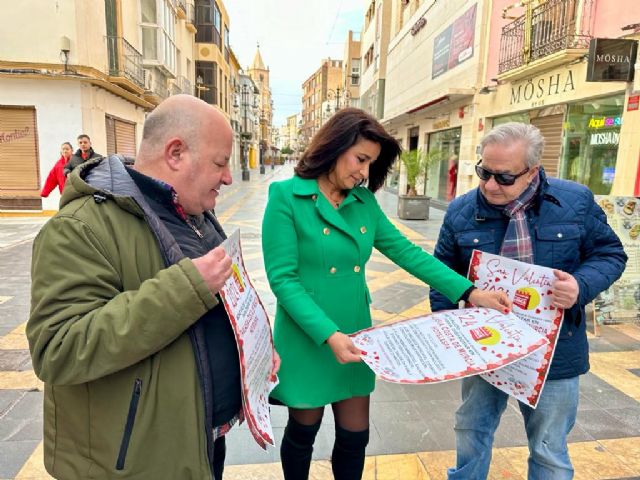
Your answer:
[295,108,401,192]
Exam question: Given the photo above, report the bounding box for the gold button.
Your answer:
[360,226,367,234]
[323,227,330,235]
[354,265,361,273]
[330,266,337,274]
[312,194,317,201]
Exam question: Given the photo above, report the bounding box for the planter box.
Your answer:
[397,195,430,220]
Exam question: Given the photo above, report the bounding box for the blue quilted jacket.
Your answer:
[429,169,627,380]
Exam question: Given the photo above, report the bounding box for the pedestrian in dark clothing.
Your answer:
[63,134,101,175]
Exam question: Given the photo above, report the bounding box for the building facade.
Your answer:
[300,58,343,148]
[236,72,260,174]
[384,0,485,200]
[480,0,640,197]
[248,46,274,169]
[228,47,242,171]
[343,31,362,109]
[194,0,232,117]
[383,0,640,201]
[359,0,392,119]
[0,0,161,210]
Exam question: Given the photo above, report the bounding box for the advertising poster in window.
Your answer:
[220,230,278,449]
[351,308,547,384]
[468,250,564,408]
[432,3,477,79]
[594,196,640,325]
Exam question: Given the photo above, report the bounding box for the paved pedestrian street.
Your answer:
[1,165,640,479]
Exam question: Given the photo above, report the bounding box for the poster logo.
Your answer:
[514,287,540,310]
[470,326,501,345]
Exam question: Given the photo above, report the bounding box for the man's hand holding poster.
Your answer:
[220,230,278,449]
[468,250,564,407]
[351,308,547,384]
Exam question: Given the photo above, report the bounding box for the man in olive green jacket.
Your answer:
[27,95,266,479]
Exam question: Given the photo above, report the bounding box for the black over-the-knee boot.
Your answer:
[331,425,370,480]
[213,436,226,480]
[280,416,322,480]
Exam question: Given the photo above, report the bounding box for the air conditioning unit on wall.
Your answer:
[144,69,153,91]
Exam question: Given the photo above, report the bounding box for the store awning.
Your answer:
[382,88,475,126]
[406,95,450,114]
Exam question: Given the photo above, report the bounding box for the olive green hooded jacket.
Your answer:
[28,156,221,479]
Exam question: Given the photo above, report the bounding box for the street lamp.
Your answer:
[326,86,351,112]
[195,75,210,101]
[258,109,266,175]
[235,82,257,181]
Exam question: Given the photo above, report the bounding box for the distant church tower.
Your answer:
[247,44,273,151]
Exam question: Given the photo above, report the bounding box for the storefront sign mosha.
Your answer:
[510,70,575,105]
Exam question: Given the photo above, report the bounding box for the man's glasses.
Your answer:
[475,160,530,186]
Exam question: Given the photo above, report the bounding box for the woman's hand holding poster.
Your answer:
[468,250,564,408]
[220,230,278,449]
[351,308,547,384]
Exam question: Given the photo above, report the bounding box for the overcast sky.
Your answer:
[225,0,364,126]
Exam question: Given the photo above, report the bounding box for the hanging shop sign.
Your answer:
[587,38,638,82]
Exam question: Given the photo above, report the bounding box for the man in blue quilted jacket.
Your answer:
[430,122,627,480]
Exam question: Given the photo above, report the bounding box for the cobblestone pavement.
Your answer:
[1,164,639,479]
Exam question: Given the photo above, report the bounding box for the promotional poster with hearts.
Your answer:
[350,308,547,384]
[220,230,278,449]
[468,250,564,408]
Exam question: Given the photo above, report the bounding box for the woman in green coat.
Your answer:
[262,108,511,480]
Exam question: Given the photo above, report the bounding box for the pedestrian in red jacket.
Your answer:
[41,142,73,197]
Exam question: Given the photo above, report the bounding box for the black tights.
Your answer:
[280,396,370,480]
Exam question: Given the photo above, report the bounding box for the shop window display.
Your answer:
[560,95,625,195]
[425,127,461,201]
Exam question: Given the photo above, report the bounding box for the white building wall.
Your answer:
[80,83,147,155]
[0,78,83,211]
[0,78,146,210]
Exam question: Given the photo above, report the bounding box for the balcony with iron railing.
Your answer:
[106,36,145,90]
[498,0,594,78]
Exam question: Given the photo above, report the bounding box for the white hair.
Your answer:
[480,122,545,168]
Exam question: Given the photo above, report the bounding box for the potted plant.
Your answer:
[397,148,444,220]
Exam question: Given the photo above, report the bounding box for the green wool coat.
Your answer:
[262,176,472,408]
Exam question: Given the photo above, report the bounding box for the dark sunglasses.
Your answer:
[475,160,530,186]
